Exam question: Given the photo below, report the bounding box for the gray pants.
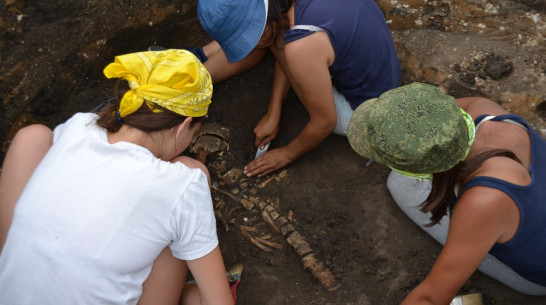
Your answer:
[387,170,546,296]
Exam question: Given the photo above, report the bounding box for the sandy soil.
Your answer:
[1,1,545,304]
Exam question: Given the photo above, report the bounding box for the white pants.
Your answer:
[387,170,546,296]
[332,87,353,136]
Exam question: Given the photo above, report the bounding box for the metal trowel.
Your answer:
[254,142,270,159]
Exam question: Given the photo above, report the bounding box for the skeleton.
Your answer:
[189,123,341,292]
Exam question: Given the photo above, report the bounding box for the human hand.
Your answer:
[244,147,293,177]
[254,113,280,148]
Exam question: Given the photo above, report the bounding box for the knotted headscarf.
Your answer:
[103,49,212,117]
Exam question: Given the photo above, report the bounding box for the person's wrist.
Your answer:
[282,145,298,162]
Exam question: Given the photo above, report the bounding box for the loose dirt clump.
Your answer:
[453,51,514,87]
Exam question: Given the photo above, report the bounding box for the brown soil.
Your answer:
[1,1,545,304]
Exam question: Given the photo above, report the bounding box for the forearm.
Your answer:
[402,242,488,304]
[400,257,473,305]
[401,283,443,305]
[0,124,52,251]
[180,283,234,305]
[202,41,267,84]
[267,61,290,119]
[185,247,233,305]
[284,118,333,161]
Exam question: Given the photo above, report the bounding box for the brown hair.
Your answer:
[421,149,521,226]
[96,80,203,133]
[258,0,294,49]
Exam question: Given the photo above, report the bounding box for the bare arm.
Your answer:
[202,41,268,84]
[0,124,52,251]
[140,247,232,305]
[139,247,189,305]
[253,58,291,148]
[181,247,234,305]
[283,32,337,159]
[402,187,519,305]
[244,32,336,177]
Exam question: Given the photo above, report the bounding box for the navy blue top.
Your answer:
[284,0,401,110]
[459,114,546,286]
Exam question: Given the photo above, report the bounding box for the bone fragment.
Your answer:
[256,199,341,291]
[249,237,272,252]
[261,210,281,234]
[257,175,275,189]
[253,236,283,250]
[276,170,288,180]
[239,225,258,232]
[212,186,255,210]
[301,254,341,291]
[241,230,271,252]
[214,185,340,291]
[214,209,229,232]
[285,231,313,257]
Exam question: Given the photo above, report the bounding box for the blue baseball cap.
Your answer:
[197,0,268,63]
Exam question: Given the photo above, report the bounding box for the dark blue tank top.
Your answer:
[459,114,546,286]
[284,0,401,110]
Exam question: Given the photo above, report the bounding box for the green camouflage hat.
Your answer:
[347,82,469,174]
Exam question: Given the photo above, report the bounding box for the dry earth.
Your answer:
[1,1,545,304]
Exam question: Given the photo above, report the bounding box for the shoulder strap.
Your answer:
[290,25,324,32]
[474,114,529,134]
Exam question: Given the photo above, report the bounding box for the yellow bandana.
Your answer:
[103,49,212,117]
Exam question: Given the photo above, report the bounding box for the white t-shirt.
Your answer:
[0,113,218,305]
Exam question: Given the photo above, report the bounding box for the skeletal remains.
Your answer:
[189,123,341,292]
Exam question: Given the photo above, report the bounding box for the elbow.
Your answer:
[321,115,337,134]
[311,119,335,137]
[308,110,336,136]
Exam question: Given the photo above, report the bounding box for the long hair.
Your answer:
[259,0,294,49]
[95,80,203,133]
[421,149,521,226]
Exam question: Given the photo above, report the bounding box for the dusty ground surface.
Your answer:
[1,0,546,304]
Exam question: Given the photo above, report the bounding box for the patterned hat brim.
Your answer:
[347,98,378,161]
